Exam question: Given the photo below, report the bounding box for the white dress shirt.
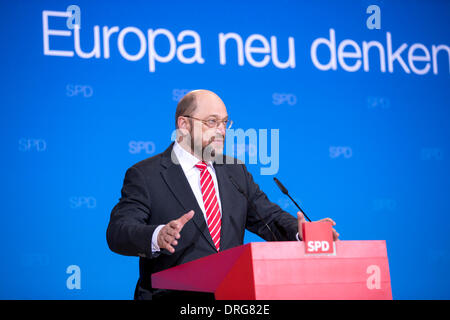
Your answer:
[151,141,223,253]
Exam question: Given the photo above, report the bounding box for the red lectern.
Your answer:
[151,240,392,300]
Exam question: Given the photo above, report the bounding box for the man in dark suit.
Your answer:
[106,89,339,300]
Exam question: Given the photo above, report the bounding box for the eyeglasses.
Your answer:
[183,115,233,129]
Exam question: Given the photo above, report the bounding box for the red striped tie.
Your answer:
[195,161,221,251]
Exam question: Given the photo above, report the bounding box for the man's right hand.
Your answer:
[157,210,195,253]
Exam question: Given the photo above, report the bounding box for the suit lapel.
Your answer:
[213,163,233,251]
[160,143,218,252]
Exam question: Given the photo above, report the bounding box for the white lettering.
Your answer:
[310,28,337,71]
[148,28,176,72]
[219,32,244,66]
[103,26,119,59]
[42,10,448,76]
[42,10,74,57]
[271,36,295,69]
[74,25,100,58]
[176,30,205,64]
[220,33,295,69]
[245,34,271,68]
[338,39,362,72]
[118,27,147,61]
[408,43,431,75]
[362,41,386,72]
[386,32,410,73]
[311,29,448,75]
[431,44,450,75]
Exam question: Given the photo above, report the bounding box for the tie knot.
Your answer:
[195,161,208,172]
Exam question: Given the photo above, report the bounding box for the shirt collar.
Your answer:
[173,140,213,172]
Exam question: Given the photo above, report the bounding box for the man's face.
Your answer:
[187,93,228,161]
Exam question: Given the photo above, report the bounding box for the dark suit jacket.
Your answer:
[106,142,298,299]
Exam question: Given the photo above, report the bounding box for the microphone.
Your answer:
[273,177,312,222]
[228,175,278,241]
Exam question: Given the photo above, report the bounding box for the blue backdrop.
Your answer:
[1,0,449,299]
